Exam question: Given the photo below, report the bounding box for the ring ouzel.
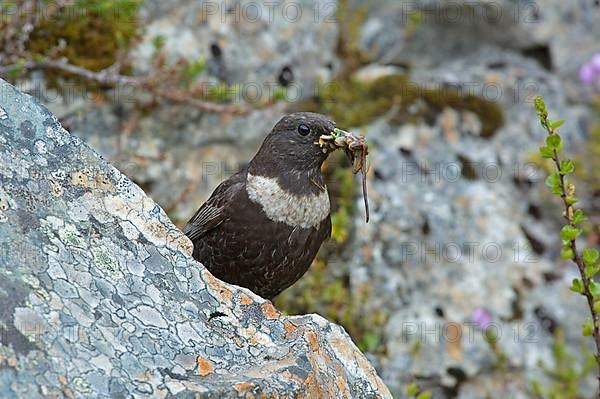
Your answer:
[184,112,366,300]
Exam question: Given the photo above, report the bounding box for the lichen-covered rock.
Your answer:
[0,78,391,398]
[341,49,596,397]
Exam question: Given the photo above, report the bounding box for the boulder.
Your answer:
[341,49,595,397]
[0,78,391,398]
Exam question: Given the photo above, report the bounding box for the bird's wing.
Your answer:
[183,171,245,241]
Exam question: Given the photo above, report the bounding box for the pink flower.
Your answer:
[580,62,598,85]
[471,307,492,330]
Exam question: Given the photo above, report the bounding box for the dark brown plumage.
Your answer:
[184,113,339,299]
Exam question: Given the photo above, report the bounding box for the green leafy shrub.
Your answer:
[534,96,600,394]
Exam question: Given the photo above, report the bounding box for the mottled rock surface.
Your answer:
[0,78,391,398]
[342,49,596,397]
[353,0,600,102]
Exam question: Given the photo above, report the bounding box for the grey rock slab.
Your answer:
[0,78,391,398]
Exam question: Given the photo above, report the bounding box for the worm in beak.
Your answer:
[318,128,370,223]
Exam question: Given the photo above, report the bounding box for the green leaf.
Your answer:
[405,383,419,396]
[551,120,565,129]
[534,96,546,113]
[559,160,575,175]
[539,146,554,158]
[417,393,432,399]
[590,281,600,297]
[570,278,584,293]
[546,134,561,149]
[560,247,574,260]
[583,248,599,267]
[152,35,166,50]
[583,319,594,337]
[181,58,207,85]
[586,264,600,279]
[561,225,582,241]
[573,209,587,224]
[545,172,560,191]
[545,172,563,195]
[594,301,600,314]
[565,196,578,205]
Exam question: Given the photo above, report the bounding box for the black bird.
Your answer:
[184,112,357,300]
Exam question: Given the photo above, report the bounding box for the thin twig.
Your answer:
[539,110,600,392]
[0,59,249,114]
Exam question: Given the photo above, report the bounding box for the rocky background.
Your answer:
[2,0,600,398]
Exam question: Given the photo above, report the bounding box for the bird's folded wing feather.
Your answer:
[183,172,245,241]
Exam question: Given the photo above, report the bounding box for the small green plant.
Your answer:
[529,330,596,399]
[534,96,600,393]
[180,58,206,87]
[484,328,509,370]
[405,382,432,399]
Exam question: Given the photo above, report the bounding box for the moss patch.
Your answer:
[336,0,370,77]
[27,0,141,72]
[295,75,504,137]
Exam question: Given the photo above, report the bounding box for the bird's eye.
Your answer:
[297,124,311,136]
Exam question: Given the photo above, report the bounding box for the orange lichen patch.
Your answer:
[455,196,472,208]
[196,356,214,376]
[167,234,194,256]
[57,375,76,399]
[143,220,168,242]
[47,176,64,197]
[328,334,392,396]
[282,368,308,386]
[283,321,297,337]
[445,323,463,361]
[104,195,131,219]
[304,372,314,386]
[71,171,95,188]
[240,294,254,305]
[202,270,234,304]
[334,364,353,397]
[302,353,326,398]
[94,174,115,192]
[233,382,254,394]
[0,355,18,368]
[306,331,320,352]
[261,303,279,319]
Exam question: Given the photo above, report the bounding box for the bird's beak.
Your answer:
[317,128,368,173]
[317,127,370,223]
